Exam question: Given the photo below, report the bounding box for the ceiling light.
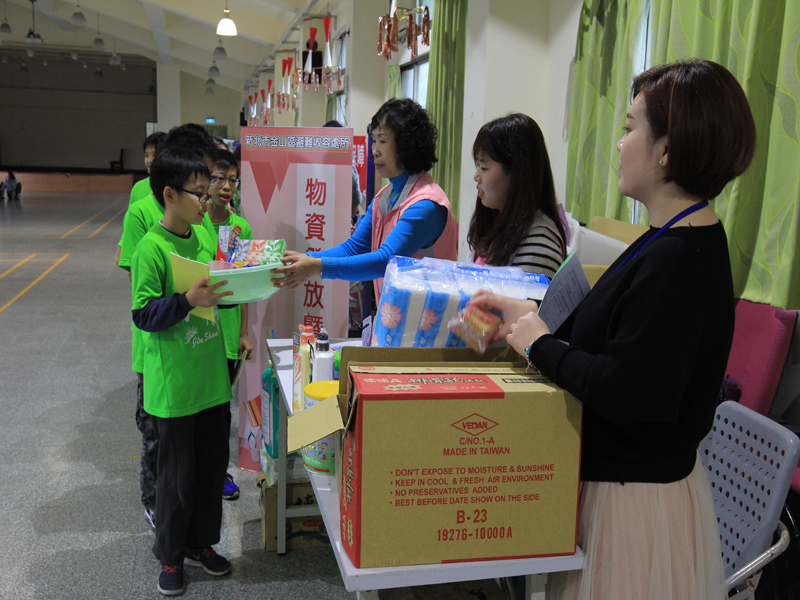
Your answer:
[216,0,237,36]
[24,0,42,44]
[1,55,8,63]
[213,37,227,60]
[120,62,126,71]
[206,77,216,88]
[42,57,47,66]
[92,13,104,51]
[82,60,87,68]
[71,51,79,60]
[20,60,28,73]
[1,0,10,35]
[26,47,34,57]
[94,66,103,79]
[208,60,220,78]
[109,37,120,65]
[205,87,215,96]
[70,2,86,27]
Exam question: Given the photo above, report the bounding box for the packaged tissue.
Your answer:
[371,257,550,348]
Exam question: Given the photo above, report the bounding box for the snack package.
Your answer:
[225,225,243,263]
[260,239,287,265]
[448,304,504,354]
[244,240,267,266]
[233,238,252,264]
[216,226,231,261]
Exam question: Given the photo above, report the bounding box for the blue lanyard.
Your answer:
[614,200,709,275]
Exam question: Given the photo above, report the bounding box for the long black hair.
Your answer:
[467,113,566,266]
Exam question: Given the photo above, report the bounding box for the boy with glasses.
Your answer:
[131,145,233,596]
[201,149,253,501]
[120,125,217,533]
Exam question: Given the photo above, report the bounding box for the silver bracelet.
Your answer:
[524,334,544,373]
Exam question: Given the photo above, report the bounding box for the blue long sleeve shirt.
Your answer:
[308,173,447,281]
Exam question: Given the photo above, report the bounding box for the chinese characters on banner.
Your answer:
[236,126,353,471]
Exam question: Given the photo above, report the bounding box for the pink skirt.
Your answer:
[546,454,726,600]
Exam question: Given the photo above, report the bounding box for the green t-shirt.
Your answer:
[119,178,153,247]
[231,182,242,216]
[129,177,152,206]
[202,212,253,359]
[131,224,231,418]
[120,194,165,373]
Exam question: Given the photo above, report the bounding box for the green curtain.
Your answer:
[389,65,402,99]
[325,93,336,123]
[649,0,800,308]
[425,0,467,220]
[566,0,649,224]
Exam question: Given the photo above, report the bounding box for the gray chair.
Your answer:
[699,401,800,600]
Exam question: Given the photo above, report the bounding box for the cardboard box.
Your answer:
[257,474,330,551]
[589,215,648,245]
[582,264,609,288]
[289,348,582,569]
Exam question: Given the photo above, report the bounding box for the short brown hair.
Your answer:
[631,59,756,199]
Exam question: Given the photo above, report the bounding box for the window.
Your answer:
[400,56,429,108]
[331,30,348,125]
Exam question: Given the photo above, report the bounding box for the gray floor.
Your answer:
[0,192,355,599]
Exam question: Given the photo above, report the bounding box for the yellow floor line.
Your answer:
[60,199,124,239]
[0,254,69,315]
[0,254,36,281]
[87,206,127,239]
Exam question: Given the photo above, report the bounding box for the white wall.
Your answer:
[0,58,156,170]
[457,0,583,259]
[180,72,242,139]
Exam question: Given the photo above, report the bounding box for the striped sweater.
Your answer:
[509,212,566,279]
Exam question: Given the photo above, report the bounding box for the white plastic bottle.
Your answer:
[312,328,335,383]
[292,325,315,413]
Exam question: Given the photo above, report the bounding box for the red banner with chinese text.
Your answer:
[237,126,353,471]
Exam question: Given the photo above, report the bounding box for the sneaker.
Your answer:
[222,472,239,501]
[158,565,185,596]
[184,547,231,576]
[144,507,156,530]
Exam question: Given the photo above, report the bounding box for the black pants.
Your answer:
[135,373,158,511]
[151,403,229,566]
[226,358,236,438]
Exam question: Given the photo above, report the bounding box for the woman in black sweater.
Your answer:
[473,60,757,600]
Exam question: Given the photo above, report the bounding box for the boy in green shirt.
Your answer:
[115,131,165,267]
[131,145,233,596]
[201,148,253,501]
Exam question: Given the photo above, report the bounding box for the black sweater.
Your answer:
[532,222,735,483]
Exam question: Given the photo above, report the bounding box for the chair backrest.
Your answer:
[725,299,796,415]
[699,401,800,578]
[770,310,800,421]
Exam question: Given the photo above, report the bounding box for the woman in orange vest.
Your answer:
[275,98,457,301]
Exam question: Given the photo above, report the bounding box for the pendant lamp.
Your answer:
[213,37,227,61]
[92,14,104,51]
[208,60,220,78]
[216,0,237,36]
[1,0,11,34]
[70,2,86,27]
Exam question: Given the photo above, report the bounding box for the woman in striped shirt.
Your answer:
[467,113,567,279]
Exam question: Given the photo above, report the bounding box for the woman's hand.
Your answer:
[507,312,551,356]
[469,290,538,342]
[273,251,322,289]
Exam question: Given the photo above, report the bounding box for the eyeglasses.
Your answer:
[177,187,212,204]
[209,175,240,188]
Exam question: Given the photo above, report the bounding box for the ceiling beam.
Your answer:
[141,1,172,65]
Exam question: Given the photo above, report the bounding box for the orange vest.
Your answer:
[370,171,458,300]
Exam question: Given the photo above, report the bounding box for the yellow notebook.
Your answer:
[169,252,214,323]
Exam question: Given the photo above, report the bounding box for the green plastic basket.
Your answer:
[209,261,283,304]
